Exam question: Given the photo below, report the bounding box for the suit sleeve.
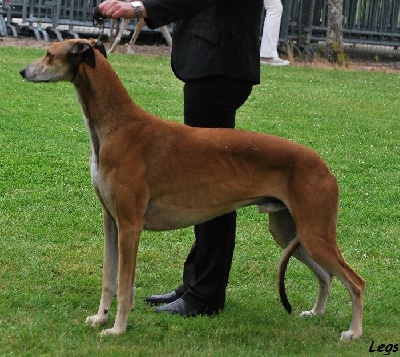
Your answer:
[142,0,213,29]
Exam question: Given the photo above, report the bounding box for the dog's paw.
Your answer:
[300,310,316,317]
[340,329,362,341]
[85,314,108,327]
[100,326,126,336]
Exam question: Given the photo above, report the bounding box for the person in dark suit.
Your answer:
[98,0,264,316]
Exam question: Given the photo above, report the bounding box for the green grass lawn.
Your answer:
[0,45,399,356]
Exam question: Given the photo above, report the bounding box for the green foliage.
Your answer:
[0,46,399,356]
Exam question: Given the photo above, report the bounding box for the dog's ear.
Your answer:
[72,41,96,68]
[88,38,107,59]
[94,41,107,59]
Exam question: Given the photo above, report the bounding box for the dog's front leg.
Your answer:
[86,208,118,328]
[109,19,117,45]
[108,18,130,53]
[100,223,141,336]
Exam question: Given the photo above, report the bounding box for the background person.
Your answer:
[260,0,290,66]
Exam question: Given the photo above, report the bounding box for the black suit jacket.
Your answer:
[144,0,263,84]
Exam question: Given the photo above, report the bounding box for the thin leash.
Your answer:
[92,6,105,43]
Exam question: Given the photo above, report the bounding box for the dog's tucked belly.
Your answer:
[143,196,286,231]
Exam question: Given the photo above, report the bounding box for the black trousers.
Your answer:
[175,76,253,313]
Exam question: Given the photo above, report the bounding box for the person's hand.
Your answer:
[98,0,136,19]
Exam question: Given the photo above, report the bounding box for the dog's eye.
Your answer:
[45,51,55,63]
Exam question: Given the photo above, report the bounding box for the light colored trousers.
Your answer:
[260,0,283,59]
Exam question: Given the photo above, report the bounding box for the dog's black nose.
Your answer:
[19,68,26,78]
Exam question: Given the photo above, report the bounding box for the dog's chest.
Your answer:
[90,153,100,190]
[83,115,101,190]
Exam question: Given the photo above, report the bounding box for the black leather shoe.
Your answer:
[155,298,199,317]
[145,290,179,306]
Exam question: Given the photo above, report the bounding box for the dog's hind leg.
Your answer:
[297,225,365,340]
[126,18,146,53]
[86,207,119,328]
[269,209,333,316]
[160,25,172,47]
[291,181,365,340]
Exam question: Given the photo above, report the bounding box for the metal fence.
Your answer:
[281,0,400,48]
[1,0,400,49]
[0,0,159,40]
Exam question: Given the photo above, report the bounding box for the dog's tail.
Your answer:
[278,237,300,314]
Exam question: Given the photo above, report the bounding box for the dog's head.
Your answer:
[20,39,107,83]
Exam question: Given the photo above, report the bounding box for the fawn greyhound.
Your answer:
[107,2,171,54]
[92,4,171,54]
[20,39,364,340]
[108,17,171,54]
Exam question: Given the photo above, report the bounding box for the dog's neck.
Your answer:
[73,51,148,136]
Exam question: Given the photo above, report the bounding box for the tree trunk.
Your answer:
[326,0,343,62]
